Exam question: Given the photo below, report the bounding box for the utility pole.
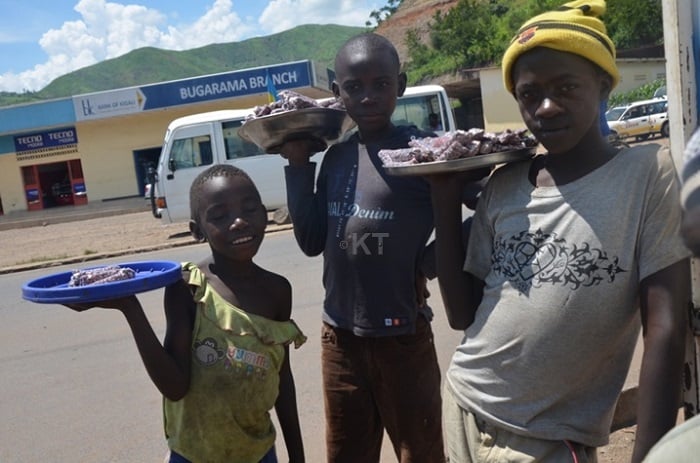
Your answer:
[662,0,699,417]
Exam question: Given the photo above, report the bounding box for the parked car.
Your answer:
[653,85,666,99]
[606,97,669,141]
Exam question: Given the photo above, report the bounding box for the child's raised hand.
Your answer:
[276,138,327,166]
[63,295,140,313]
[425,167,490,198]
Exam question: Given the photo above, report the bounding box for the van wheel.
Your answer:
[272,206,291,225]
[661,122,670,138]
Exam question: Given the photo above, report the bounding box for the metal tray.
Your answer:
[383,148,536,176]
[238,107,356,153]
[22,260,182,304]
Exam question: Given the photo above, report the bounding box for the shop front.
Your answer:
[15,127,87,211]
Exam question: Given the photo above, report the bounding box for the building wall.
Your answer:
[615,59,667,94]
[0,93,323,214]
[75,97,262,201]
[1,155,39,211]
[0,60,334,215]
[480,67,522,133]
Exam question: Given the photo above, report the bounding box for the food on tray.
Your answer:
[246,90,345,120]
[379,128,538,167]
[68,265,136,287]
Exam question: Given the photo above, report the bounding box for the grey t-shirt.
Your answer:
[447,143,689,446]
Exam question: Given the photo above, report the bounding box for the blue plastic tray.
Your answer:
[22,261,182,304]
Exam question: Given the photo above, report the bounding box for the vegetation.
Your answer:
[608,78,666,108]
[0,1,664,107]
[366,0,405,27]
[0,24,365,107]
[399,0,664,84]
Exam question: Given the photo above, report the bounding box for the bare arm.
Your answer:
[631,259,690,463]
[268,275,305,462]
[275,347,305,463]
[64,279,194,401]
[429,174,484,329]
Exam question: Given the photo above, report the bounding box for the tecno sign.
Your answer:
[14,127,78,153]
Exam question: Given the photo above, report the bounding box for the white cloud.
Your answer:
[259,0,372,33]
[0,0,252,93]
[0,0,373,93]
[159,0,255,50]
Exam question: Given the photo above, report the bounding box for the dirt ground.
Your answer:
[0,210,195,272]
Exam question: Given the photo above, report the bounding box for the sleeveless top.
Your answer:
[164,262,306,463]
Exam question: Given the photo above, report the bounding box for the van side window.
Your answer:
[170,135,213,169]
[223,121,264,160]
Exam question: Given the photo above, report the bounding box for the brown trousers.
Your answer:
[321,317,445,463]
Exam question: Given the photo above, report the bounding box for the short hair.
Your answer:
[189,164,257,221]
[335,32,401,73]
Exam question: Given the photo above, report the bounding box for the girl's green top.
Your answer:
[164,261,306,463]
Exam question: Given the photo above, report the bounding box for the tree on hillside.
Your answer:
[604,0,664,48]
[402,0,663,84]
[366,0,405,27]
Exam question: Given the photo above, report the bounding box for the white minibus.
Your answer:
[150,85,456,224]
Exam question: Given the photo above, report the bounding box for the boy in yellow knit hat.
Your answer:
[428,1,690,462]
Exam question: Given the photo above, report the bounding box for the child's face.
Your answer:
[511,47,611,154]
[191,175,267,262]
[333,47,407,142]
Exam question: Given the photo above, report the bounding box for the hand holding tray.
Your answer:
[238,107,355,153]
[383,148,536,176]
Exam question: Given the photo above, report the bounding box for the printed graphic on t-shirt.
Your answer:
[331,163,358,239]
[193,336,270,378]
[492,229,627,293]
[194,337,225,366]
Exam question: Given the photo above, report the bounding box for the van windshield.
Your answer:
[606,107,627,122]
[392,94,447,132]
[222,120,265,159]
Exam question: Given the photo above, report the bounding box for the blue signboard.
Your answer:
[140,61,313,110]
[73,182,86,194]
[26,188,40,204]
[14,127,78,153]
[72,59,330,121]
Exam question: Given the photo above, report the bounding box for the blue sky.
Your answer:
[0,0,380,93]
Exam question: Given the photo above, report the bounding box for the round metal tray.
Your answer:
[238,107,356,153]
[383,148,536,176]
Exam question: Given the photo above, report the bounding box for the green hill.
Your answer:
[1,24,365,106]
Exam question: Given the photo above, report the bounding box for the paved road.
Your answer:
[1,230,464,463]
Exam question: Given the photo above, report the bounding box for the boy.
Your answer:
[278,33,445,462]
[429,1,690,462]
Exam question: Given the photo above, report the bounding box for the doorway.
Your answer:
[133,147,162,196]
[21,159,87,210]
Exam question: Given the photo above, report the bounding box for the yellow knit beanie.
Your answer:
[501,0,619,94]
